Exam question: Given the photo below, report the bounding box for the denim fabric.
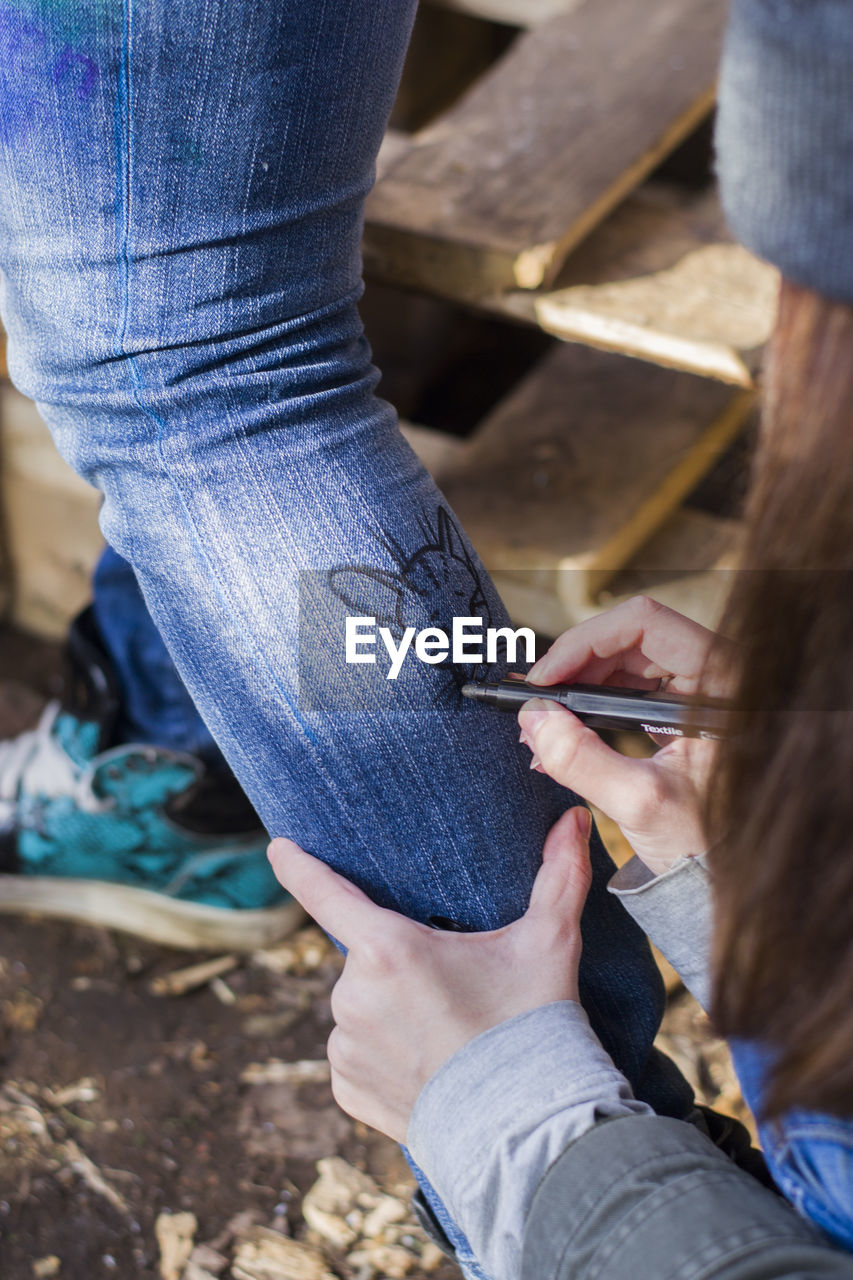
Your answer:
[0,2,692,1268]
[94,544,225,764]
[732,1042,853,1253]
[611,853,853,1249]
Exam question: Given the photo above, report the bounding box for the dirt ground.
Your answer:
[0,627,753,1280]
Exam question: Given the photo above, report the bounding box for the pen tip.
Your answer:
[461,683,482,700]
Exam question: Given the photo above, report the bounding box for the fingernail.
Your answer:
[519,729,531,747]
[529,753,542,770]
[575,807,593,840]
[518,698,551,736]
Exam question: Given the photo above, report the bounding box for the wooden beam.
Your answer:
[0,386,104,638]
[390,4,515,134]
[498,183,779,387]
[399,421,468,481]
[600,506,742,625]
[365,0,728,296]
[492,507,742,637]
[439,343,753,613]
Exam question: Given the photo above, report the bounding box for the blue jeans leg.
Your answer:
[0,2,692,1269]
[93,544,225,765]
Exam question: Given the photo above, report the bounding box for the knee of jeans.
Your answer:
[10,268,384,477]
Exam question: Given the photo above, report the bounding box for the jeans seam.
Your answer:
[109,0,331,761]
[114,0,133,363]
[106,6,411,884]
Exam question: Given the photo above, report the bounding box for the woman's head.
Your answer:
[708,280,853,1118]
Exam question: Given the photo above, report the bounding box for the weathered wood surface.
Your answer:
[399,421,468,481]
[389,4,514,134]
[492,507,742,637]
[365,0,728,296]
[600,506,742,622]
[498,182,779,386]
[376,130,412,182]
[0,386,104,638]
[439,343,752,612]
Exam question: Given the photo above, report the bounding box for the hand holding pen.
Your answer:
[462,677,730,738]
[514,596,729,878]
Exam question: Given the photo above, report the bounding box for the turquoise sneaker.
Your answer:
[0,611,303,950]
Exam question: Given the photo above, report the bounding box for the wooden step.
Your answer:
[492,507,742,637]
[365,0,728,297]
[389,3,515,134]
[497,182,779,387]
[603,505,741,622]
[0,386,104,638]
[438,343,752,618]
[399,421,468,480]
[404,417,742,633]
[402,413,741,636]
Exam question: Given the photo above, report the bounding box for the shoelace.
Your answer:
[0,705,208,822]
[0,701,63,805]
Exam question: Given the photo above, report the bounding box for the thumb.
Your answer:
[519,698,650,824]
[525,806,593,932]
[267,837,389,951]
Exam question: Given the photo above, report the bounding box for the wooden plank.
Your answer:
[0,386,104,638]
[439,343,752,614]
[498,183,779,386]
[425,0,582,29]
[376,130,412,182]
[600,506,741,625]
[399,421,468,481]
[365,0,727,296]
[492,507,742,637]
[390,4,514,134]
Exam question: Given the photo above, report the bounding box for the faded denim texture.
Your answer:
[0,2,693,1269]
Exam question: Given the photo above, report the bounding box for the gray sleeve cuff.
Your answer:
[609,854,713,1009]
[716,0,853,306]
[407,1002,651,1280]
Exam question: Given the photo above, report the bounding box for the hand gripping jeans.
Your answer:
[0,2,692,1271]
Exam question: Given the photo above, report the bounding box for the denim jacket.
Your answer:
[732,1041,853,1252]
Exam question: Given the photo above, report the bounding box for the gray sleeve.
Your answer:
[609,854,713,1009]
[524,1113,853,1280]
[716,0,853,306]
[406,1002,651,1280]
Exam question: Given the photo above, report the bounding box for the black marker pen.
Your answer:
[461,677,731,739]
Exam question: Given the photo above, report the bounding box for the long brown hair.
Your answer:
[707,280,853,1118]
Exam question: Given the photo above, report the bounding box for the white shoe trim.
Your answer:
[0,875,306,951]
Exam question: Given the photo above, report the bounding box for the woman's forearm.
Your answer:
[608,854,714,1010]
[407,1003,651,1280]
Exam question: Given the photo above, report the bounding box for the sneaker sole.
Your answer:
[0,875,306,951]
